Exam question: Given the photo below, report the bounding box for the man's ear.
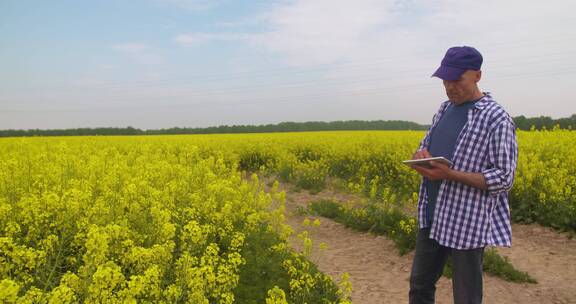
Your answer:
[475,70,482,82]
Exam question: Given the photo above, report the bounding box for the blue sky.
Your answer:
[1,0,575,129]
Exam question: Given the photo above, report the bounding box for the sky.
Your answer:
[1,0,575,130]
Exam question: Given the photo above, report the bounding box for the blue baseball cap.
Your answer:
[432,46,483,81]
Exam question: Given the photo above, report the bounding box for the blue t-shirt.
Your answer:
[426,98,479,226]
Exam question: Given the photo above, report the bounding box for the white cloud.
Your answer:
[70,76,105,88]
[249,0,397,66]
[96,64,117,71]
[224,0,576,122]
[245,0,576,68]
[112,43,165,65]
[174,32,248,46]
[174,33,217,45]
[112,43,149,53]
[153,0,222,11]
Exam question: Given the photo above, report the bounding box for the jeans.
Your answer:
[409,228,484,304]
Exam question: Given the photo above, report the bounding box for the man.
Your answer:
[408,46,518,304]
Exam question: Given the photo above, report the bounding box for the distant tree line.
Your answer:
[513,114,575,131]
[0,115,574,137]
[147,120,427,135]
[0,120,427,137]
[0,127,145,137]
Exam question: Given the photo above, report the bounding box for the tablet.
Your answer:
[402,156,453,168]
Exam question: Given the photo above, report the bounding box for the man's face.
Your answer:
[442,70,481,104]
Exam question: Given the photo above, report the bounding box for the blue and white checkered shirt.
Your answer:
[417,93,518,249]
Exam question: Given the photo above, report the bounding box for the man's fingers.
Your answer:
[422,149,432,158]
[413,149,432,160]
[413,165,430,176]
[413,164,446,181]
[429,161,448,169]
[413,149,431,160]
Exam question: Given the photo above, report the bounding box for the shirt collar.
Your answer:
[473,92,493,110]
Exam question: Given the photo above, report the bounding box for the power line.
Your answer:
[7,31,575,92]
[7,47,575,103]
[3,67,575,113]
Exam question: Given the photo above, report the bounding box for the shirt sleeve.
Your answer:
[481,118,518,196]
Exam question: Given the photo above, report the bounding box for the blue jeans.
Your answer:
[409,228,484,304]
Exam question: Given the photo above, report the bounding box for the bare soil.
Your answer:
[263,178,576,304]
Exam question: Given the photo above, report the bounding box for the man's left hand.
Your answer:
[412,161,453,181]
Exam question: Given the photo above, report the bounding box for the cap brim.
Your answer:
[432,65,466,81]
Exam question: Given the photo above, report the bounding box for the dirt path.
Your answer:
[264,178,576,304]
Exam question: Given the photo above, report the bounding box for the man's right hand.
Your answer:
[413,149,432,160]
